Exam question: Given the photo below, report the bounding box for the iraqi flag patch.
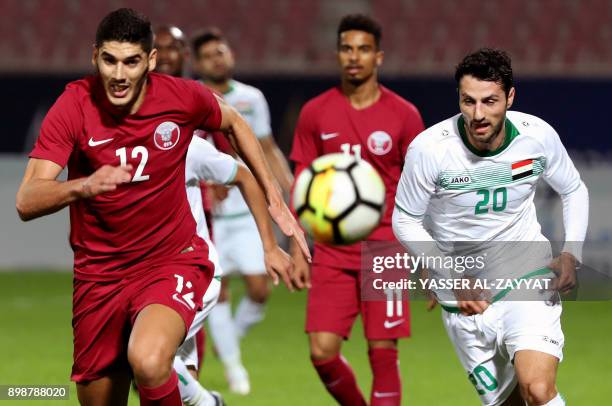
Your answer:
[511,159,534,180]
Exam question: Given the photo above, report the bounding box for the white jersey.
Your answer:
[394,111,586,294]
[396,111,582,242]
[185,136,238,275]
[213,79,272,218]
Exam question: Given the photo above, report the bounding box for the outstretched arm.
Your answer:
[215,95,310,262]
[16,158,132,221]
[259,136,294,195]
[541,124,589,294]
[231,163,296,290]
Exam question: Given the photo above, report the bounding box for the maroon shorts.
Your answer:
[71,262,212,383]
[306,265,410,340]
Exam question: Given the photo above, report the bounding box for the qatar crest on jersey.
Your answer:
[367,131,392,155]
[154,121,181,150]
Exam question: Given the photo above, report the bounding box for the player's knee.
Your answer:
[247,284,270,304]
[520,380,557,405]
[217,286,230,302]
[128,347,173,387]
[310,346,339,362]
[309,336,341,361]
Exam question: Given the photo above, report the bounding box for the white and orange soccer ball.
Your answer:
[293,153,386,245]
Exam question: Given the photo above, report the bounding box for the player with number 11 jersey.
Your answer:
[289,14,424,406]
[291,85,424,270]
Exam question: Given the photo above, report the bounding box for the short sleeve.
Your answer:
[399,103,425,159]
[186,136,238,184]
[289,102,321,166]
[30,88,82,168]
[251,90,272,138]
[394,137,438,217]
[541,124,582,195]
[190,81,222,131]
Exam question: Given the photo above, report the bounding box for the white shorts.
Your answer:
[177,276,222,368]
[213,214,266,275]
[442,300,564,406]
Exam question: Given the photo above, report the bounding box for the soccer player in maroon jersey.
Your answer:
[15,8,307,406]
[289,14,425,406]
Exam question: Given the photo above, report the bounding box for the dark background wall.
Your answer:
[3,74,610,155]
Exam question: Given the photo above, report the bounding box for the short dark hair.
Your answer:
[337,14,382,49]
[191,27,226,55]
[95,8,153,53]
[455,48,514,95]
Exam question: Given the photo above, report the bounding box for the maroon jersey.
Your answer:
[290,86,424,270]
[30,72,222,281]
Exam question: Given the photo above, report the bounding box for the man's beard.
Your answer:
[344,69,373,87]
[208,69,231,84]
[346,76,366,86]
[471,119,504,145]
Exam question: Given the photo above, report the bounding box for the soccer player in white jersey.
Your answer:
[177,136,290,406]
[191,28,294,394]
[392,48,588,406]
[177,136,234,406]
[154,26,295,405]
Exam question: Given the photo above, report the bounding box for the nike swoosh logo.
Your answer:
[373,391,400,398]
[88,137,114,147]
[320,132,339,140]
[383,319,405,329]
[325,378,342,388]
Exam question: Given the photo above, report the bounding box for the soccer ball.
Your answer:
[293,153,386,245]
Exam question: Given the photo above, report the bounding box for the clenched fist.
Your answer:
[81,164,133,198]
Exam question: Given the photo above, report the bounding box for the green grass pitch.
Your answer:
[0,271,610,405]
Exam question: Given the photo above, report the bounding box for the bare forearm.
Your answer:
[234,168,278,251]
[227,119,278,201]
[266,145,294,194]
[16,178,85,221]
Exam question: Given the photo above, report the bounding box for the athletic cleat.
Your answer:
[211,390,225,406]
[226,363,250,395]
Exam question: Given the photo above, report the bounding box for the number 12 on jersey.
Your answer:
[116,146,150,182]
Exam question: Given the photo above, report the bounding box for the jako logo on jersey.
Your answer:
[154,121,180,150]
[450,176,471,185]
[542,336,560,346]
[367,131,392,155]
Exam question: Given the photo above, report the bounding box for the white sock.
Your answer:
[173,356,216,406]
[543,393,565,406]
[234,297,265,338]
[207,301,242,368]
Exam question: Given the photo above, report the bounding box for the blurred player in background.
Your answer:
[191,28,294,395]
[155,24,299,405]
[290,14,425,406]
[393,48,588,406]
[154,24,208,376]
[16,8,306,406]
[154,25,222,406]
[178,132,293,406]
